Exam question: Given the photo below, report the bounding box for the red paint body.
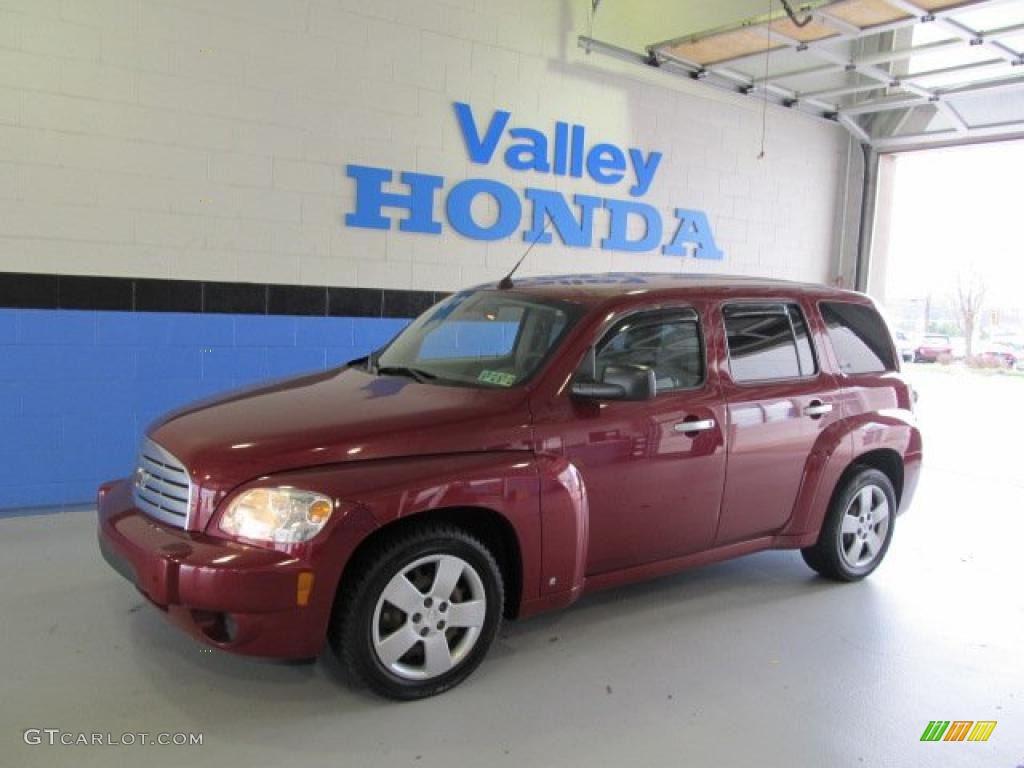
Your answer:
[97,276,922,658]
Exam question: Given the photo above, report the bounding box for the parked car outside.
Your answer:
[893,330,915,362]
[97,274,922,699]
[978,343,1018,368]
[914,334,953,362]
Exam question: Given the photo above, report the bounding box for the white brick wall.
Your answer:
[0,0,858,289]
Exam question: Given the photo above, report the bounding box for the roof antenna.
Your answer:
[498,220,550,290]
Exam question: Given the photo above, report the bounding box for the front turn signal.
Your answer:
[297,571,315,607]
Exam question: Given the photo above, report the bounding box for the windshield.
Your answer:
[373,290,582,388]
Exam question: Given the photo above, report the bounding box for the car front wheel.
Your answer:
[330,524,504,700]
[801,467,896,582]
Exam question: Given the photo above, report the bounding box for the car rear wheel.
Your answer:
[801,467,896,582]
[330,524,504,700]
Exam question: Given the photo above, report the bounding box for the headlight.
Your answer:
[218,488,334,543]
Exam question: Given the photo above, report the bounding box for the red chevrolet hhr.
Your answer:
[98,274,922,699]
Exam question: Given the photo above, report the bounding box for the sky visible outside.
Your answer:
[882,139,1024,310]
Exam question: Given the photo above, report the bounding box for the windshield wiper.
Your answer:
[375,365,437,384]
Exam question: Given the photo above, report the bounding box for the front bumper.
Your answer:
[97,479,331,658]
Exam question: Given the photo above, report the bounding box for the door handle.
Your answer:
[674,418,716,433]
[804,402,833,417]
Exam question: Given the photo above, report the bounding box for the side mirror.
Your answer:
[571,380,628,400]
[571,365,656,402]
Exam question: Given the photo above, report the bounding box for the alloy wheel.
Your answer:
[838,484,890,570]
[371,554,487,681]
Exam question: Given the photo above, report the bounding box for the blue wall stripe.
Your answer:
[0,308,410,512]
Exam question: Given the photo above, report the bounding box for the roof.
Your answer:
[474,272,864,307]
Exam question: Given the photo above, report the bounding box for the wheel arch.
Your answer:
[335,506,524,619]
[802,447,905,540]
[787,424,909,543]
[846,448,904,505]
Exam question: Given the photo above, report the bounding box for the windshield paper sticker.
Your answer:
[478,370,517,387]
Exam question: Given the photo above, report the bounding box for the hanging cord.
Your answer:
[585,0,601,53]
[758,0,773,159]
[780,0,814,27]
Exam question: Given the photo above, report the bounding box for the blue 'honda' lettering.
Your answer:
[344,102,723,260]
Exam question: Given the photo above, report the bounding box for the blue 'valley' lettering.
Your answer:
[453,102,663,197]
[344,102,723,260]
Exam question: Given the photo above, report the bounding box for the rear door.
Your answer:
[715,300,841,544]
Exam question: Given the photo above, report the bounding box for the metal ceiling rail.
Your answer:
[873,117,1024,148]
[782,40,939,100]
[646,0,836,53]
[838,70,1024,114]
[909,57,1006,83]
[943,69,1024,91]
[853,22,1024,66]
[577,35,843,125]
[750,63,844,85]
[583,0,1024,150]
[841,93,930,115]
[741,11,1017,101]
[658,0,1021,70]
[935,100,970,131]
[839,113,873,141]
[802,81,890,99]
[884,0,1024,63]
[654,48,840,112]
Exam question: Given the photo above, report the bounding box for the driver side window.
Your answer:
[586,310,706,393]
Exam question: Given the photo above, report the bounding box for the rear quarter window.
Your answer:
[723,303,817,382]
[820,301,897,374]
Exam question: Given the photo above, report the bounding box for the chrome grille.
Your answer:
[132,438,193,529]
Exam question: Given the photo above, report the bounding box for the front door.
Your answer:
[715,300,841,544]
[532,305,728,576]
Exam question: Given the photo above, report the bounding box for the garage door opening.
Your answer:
[863,139,1022,631]
[868,139,1024,367]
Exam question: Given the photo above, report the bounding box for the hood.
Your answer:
[149,366,534,519]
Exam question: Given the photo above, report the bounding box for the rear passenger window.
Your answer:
[820,302,896,374]
[724,303,817,382]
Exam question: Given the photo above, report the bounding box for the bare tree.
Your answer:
[955,271,987,359]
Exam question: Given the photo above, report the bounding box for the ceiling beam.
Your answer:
[839,113,872,142]
[799,81,890,100]
[874,119,1024,151]
[653,47,840,112]
[648,0,836,52]
[883,0,1024,65]
[583,0,1024,150]
[651,0,1022,71]
[840,72,1024,116]
[853,22,1024,66]
[909,57,1006,85]
[842,93,929,116]
[577,35,842,124]
[935,100,969,132]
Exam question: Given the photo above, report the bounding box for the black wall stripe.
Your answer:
[0,273,446,318]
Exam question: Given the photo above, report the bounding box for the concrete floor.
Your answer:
[2,365,1021,768]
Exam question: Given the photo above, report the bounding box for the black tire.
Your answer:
[329,524,504,700]
[801,467,897,582]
